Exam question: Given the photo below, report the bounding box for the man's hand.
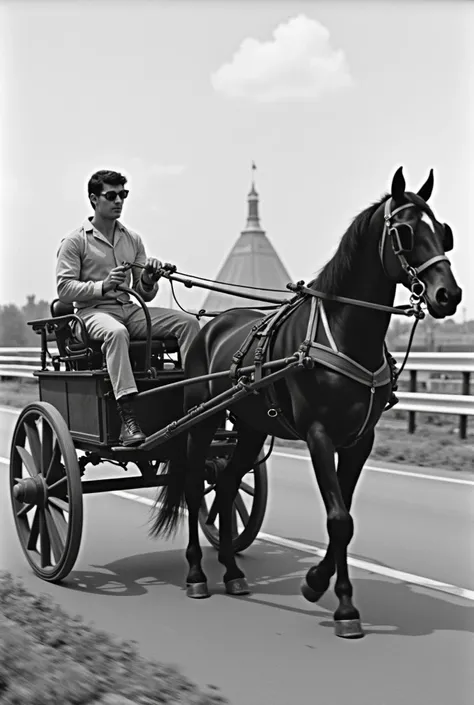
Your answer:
[142,257,163,287]
[103,265,127,293]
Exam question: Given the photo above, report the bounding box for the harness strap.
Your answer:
[414,255,448,275]
[229,316,269,383]
[320,301,338,352]
[253,304,292,384]
[307,342,391,388]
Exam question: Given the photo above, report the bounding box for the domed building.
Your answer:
[202,164,293,312]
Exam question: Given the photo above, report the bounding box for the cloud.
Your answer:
[211,14,353,102]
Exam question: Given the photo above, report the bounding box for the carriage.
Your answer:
[9,167,461,638]
[9,282,271,583]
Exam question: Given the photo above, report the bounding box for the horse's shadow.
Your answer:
[64,538,473,638]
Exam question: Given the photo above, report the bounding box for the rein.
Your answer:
[122,194,448,391]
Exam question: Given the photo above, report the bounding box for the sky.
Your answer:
[1,0,473,321]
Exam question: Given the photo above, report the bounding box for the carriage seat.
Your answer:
[50,299,180,371]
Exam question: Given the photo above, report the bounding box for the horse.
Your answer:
[149,166,462,638]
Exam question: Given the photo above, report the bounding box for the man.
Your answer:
[56,169,200,446]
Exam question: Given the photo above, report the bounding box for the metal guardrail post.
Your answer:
[459,372,470,440]
[408,370,417,434]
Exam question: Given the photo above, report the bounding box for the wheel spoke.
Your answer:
[27,508,40,550]
[48,496,69,513]
[39,509,52,568]
[234,493,250,525]
[48,476,67,494]
[239,481,254,497]
[48,504,69,546]
[44,508,64,563]
[11,403,83,582]
[17,503,35,518]
[41,419,53,475]
[16,446,38,478]
[203,483,216,496]
[207,495,219,525]
[45,441,61,484]
[24,418,42,471]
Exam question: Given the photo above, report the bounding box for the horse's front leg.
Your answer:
[217,425,266,595]
[302,431,375,611]
[302,421,365,638]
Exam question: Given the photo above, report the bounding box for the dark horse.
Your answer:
[149,167,462,638]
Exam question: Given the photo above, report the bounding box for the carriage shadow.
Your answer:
[64,538,473,638]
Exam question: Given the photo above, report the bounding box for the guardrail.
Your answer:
[390,352,473,438]
[1,348,473,437]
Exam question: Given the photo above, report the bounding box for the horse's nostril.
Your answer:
[436,288,450,306]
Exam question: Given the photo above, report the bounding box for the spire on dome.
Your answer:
[201,165,292,312]
[244,161,261,231]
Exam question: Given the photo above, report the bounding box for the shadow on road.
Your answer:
[62,537,473,639]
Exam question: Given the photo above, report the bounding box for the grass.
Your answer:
[1,380,473,473]
[0,572,228,705]
[0,379,39,409]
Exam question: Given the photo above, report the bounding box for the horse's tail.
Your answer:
[148,441,188,539]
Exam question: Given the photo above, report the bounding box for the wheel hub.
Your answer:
[13,475,47,506]
[204,457,228,484]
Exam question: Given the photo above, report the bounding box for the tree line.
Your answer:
[0,296,51,346]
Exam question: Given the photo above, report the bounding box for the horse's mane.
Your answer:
[308,193,390,295]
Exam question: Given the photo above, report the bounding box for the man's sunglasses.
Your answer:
[100,189,129,202]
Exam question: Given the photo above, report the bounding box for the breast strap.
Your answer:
[229,294,392,444]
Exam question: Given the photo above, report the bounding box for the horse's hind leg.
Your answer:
[302,431,375,608]
[302,422,372,639]
[217,421,266,595]
[184,415,221,599]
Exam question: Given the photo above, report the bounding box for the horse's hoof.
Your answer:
[225,578,250,595]
[186,582,210,599]
[300,580,323,603]
[334,619,364,639]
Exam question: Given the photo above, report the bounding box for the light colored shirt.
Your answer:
[56,217,159,309]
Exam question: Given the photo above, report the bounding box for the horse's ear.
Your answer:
[417,168,434,202]
[391,166,406,203]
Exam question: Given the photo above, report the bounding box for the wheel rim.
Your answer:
[10,404,82,580]
[199,453,267,552]
[202,467,256,538]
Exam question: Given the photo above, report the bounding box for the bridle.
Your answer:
[379,197,451,304]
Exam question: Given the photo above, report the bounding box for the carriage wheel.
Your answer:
[9,402,83,583]
[199,450,268,554]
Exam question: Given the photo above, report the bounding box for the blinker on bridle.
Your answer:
[380,198,451,301]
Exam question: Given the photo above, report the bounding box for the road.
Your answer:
[1,405,473,705]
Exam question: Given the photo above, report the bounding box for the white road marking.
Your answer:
[2,459,472,603]
[110,490,474,603]
[269,449,474,487]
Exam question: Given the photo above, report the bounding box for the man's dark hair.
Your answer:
[87,170,127,209]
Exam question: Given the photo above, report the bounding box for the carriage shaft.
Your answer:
[135,355,300,400]
[114,355,300,452]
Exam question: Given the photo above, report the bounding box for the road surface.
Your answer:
[1,405,473,705]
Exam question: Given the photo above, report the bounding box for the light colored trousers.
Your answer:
[77,301,201,400]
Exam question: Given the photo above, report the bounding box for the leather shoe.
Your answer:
[116,394,146,446]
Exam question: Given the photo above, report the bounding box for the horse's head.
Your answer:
[378,166,462,318]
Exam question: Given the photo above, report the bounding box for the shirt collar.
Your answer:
[83,216,126,245]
